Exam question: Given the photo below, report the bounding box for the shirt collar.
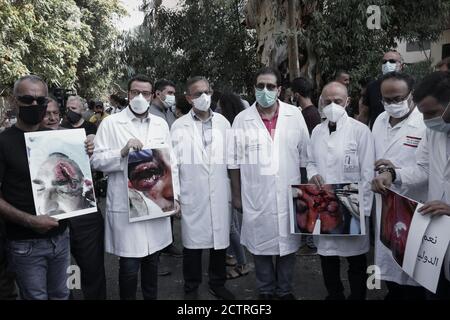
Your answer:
[125,106,151,121]
[191,109,213,122]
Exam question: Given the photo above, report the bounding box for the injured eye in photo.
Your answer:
[128,148,174,213]
[32,152,95,216]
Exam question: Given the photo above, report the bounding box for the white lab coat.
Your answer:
[307,112,375,257]
[228,101,310,256]
[372,108,427,285]
[171,112,231,250]
[398,128,450,281]
[90,107,179,258]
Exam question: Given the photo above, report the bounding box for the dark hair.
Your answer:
[413,71,450,106]
[335,70,349,79]
[175,94,191,115]
[88,100,96,110]
[154,79,176,92]
[291,77,313,98]
[110,94,127,106]
[380,71,415,91]
[436,57,450,70]
[218,92,245,124]
[254,67,282,86]
[128,74,153,92]
[185,76,209,94]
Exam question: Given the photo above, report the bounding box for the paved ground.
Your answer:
[72,198,387,300]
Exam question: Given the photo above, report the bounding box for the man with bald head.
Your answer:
[358,50,404,128]
[0,75,70,299]
[307,81,375,300]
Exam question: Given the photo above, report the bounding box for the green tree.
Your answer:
[0,0,91,89]
[74,0,126,99]
[122,0,259,95]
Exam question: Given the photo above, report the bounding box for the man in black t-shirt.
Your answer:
[0,75,93,300]
[357,50,404,128]
[60,95,107,300]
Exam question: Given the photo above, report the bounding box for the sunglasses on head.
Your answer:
[16,95,49,106]
[382,59,399,64]
[255,83,278,91]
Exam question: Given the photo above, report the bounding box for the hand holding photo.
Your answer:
[25,129,97,220]
[290,183,364,236]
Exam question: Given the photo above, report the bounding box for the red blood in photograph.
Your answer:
[380,190,417,265]
[295,184,343,233]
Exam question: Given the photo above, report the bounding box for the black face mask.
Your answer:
[18,104,47,125]
[66,109,82,124]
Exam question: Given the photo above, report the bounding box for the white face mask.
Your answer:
[424,116,450,133]
[129,94,150,114]
[163,94,176,108]
[382,62,398,75]
[383,95,411,118]
[323,102,347,123]
[192,93,211,112]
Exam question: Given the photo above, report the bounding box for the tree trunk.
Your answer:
[287,0,300,81]
[244,0,320,86]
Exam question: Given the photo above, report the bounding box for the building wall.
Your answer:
[396,41,430,64]
[430,29,450,65]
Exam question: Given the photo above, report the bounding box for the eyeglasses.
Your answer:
[382,93,410,104]
[129,90,152,98]
[189,90,212,99]
[16,95,49,105]
[382,59,399,64]
[255,83,278,91]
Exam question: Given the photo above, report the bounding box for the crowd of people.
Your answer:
[0,49,449,301]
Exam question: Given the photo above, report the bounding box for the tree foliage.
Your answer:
[0,0,125,98]
[122,0,259,95]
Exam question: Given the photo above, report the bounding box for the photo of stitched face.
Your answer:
[380,189,417,266]
[32,152,94,216]
[128,148,174,212]
[292,183,361,235]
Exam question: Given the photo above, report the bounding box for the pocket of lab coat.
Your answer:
[343,143,360,175]
[180,180,193,205]
[245,185,264,212]
[253,212,278,246]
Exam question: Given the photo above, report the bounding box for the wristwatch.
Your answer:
[379,167,396,182]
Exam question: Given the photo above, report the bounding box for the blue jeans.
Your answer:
[227,209,247,266]
[253,253,296,296]
[7,229,70,300]
[119,253,159,300]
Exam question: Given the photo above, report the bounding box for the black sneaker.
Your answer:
[161,244,183,258]
[277,293,297,300]
[158,266,171,276]
[209,286,235,300]
[258,293,275,300]
[184,290,199,300]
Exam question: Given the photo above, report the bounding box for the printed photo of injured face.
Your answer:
[127,148,174,222]
[26,129,97,220]
[32,152,96,217]
[291,183,362,235]
[380,189,417,267]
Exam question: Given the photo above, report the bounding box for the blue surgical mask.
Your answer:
[255,88,278,108]
[382,62,398,75]
[423,116,450,133]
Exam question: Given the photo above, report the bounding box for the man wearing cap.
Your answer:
[89,101,109,127]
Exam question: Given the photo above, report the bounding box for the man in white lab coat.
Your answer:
[91,74,180,300]
[372,72,427,299]
[373,71,450,299]
[229,67,310,300]
[307,82,375,300]
[171,76,234,300]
